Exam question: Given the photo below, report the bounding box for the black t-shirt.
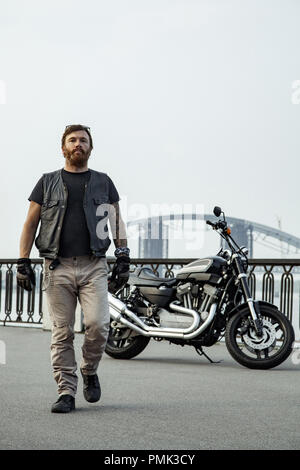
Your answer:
[29,169,120,258]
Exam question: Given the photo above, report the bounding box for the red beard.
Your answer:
[63,147,91,168]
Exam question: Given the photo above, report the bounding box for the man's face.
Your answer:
[62,130,92,168]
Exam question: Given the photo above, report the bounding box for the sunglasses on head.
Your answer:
[65,125,91,132]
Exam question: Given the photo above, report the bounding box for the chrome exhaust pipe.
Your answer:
[108,293,217,339]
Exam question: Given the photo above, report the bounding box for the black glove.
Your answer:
[16,258,36,291]
[108,255,130,293]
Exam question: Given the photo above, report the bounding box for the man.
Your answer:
[17,124,130,413]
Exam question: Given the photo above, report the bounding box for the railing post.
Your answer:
[42,297,52,331]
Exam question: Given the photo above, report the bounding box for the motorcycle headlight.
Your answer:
[240,246,249,256]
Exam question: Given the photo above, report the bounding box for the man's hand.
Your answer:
[110,256,130,285]
[16,258,36,291]
[108,248,130,293]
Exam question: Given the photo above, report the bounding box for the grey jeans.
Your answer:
[44,255,110,398]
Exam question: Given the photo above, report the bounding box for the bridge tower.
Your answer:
[138,216,169,258]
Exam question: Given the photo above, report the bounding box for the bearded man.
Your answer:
[17,124,130,413]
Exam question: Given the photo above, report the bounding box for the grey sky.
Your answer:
[0,0,299,258]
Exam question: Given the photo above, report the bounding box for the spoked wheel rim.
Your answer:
[233,312,287,361]
[107,321,135,350]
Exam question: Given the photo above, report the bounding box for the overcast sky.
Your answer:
[1,0,300,259]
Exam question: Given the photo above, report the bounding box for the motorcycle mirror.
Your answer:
[213,206,222,217]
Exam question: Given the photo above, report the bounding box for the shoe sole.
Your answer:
[51,408,75,413]
[51,408,75,414]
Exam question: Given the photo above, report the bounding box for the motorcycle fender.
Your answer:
[227,300,278,319]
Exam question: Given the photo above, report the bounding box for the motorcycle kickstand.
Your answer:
[194,346,222,364]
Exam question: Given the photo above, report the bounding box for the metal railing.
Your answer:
[1,258,300,339]
[0,259,44,326]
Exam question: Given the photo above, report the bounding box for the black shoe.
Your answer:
[81,370,101,403]
[51,394,75,413]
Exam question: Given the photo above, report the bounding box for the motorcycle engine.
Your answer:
[128,281,218,330]
[157,282,219,329]
[158,309,194,329]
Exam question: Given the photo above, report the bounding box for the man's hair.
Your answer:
[61,124,93,149]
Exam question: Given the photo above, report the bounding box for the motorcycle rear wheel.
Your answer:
[105,322,150,359]
[225,305,294,369]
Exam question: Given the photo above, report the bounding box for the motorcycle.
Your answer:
[106,206,295,369]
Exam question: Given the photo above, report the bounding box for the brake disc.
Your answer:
[242,318,277,351]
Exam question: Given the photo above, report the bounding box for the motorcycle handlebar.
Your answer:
[206,219,228,230]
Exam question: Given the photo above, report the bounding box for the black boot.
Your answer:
[51,394,75,413]
[81,370,101,403]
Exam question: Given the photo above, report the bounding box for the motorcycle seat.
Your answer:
[128,267,177,287]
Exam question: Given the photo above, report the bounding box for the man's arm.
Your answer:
[106,201,130,293]
[19,201,41,257]
[108,202,128,249]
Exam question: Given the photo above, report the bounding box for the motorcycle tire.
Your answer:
[105,325,150,360]
[225,304,295,369]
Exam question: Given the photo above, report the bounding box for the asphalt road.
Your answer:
[0,326,299,450]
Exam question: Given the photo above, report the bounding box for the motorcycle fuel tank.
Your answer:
[176,256,226,283]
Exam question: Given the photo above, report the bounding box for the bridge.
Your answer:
[127,214,300,258]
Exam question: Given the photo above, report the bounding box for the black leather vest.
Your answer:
[35,168,112,259]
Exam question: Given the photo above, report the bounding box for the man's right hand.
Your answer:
[16,258,36,291]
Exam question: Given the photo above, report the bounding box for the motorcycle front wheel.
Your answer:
[225,305,295,369]
[105,321,150,359]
